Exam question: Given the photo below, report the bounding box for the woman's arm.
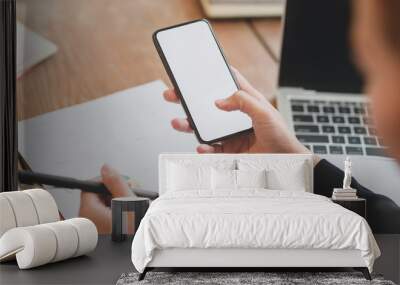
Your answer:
[314,159,400,233]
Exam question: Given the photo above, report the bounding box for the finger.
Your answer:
[101,164,133,198]
[80,192,112,216]
[196,144,223,153]
[163,89,180,103]
[215,90,267,118]
[230,66,265,100]
[171,118,193,133]
[79,194,112,234]
[80,191,103,207]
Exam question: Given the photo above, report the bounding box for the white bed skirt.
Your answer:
[148,248,366,268]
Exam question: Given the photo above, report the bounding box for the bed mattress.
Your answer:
[131,190,380,272]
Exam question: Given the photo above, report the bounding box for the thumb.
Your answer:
[101,164,133,198]
[215,90,267,119]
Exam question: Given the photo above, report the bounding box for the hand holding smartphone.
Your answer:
[153,19,252,144]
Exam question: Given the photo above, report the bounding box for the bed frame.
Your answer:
[138,154,372,281]
[139,248,371,280]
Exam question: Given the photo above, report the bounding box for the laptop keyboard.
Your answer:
[290,99,387,157]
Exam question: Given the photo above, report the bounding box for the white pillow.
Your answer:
[236,169,267,189]
[238,159,308,192]
[266,167,306,191]
[211,169,268,190]
[167,162,211,191]
[211,168,236,190]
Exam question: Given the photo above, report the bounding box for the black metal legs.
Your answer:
[354,267,372,280]
[138,270,146,281]
[138,268,150,281]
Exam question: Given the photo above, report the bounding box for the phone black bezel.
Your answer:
[152,19,253,145]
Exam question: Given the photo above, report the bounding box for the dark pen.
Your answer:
[18,170,159,200]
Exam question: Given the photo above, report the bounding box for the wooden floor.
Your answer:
[16,0,282,121]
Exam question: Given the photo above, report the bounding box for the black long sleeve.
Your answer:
[314,159,400,233]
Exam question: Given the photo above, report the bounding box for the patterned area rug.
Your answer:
[117,272,396,285]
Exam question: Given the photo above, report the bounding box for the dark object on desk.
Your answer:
[0,0,18,193]
[18,170,159,199]
[331,198,366,219]
[112,197,150,242]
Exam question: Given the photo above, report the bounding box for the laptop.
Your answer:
[277,0,400,206]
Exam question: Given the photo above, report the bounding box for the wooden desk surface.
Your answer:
[16,0,282,120]
[251,19,282,61]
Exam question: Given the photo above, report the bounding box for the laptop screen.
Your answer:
[279,0,363,94]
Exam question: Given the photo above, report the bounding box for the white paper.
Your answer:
[18,80,197,217]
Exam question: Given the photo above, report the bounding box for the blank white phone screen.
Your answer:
[156,20,252,142]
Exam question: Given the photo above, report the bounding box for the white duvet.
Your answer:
[131,190,380,273]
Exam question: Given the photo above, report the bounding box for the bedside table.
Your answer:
[112,197,150,242]
[331,198,366,218]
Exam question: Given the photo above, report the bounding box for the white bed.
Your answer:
[131,153,380,280]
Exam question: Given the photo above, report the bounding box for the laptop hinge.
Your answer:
[278,87,317,97]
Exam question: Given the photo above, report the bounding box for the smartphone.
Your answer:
[153,19,252,144]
